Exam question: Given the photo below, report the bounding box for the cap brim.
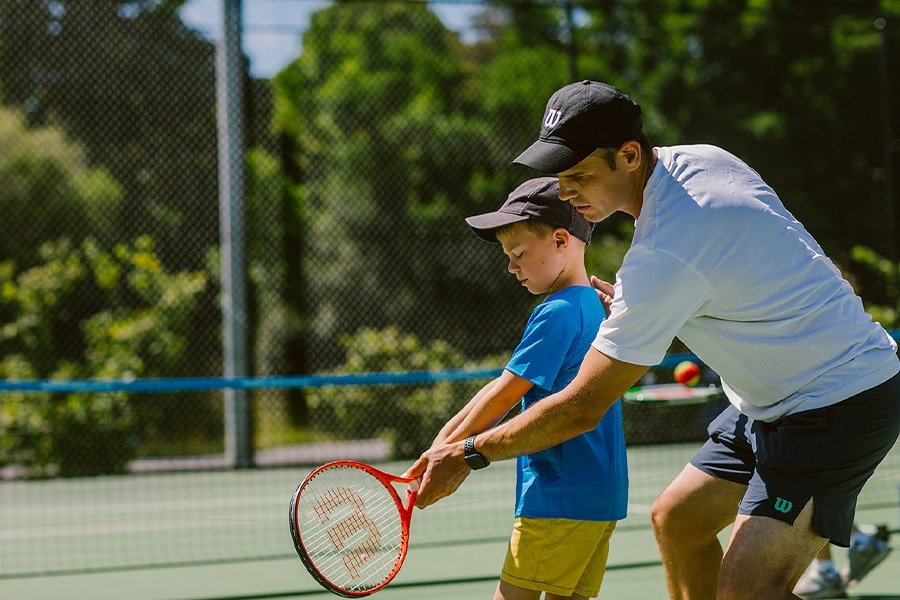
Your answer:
[512,140,589,173]
[465,212,529,243]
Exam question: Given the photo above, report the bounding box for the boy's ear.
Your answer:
[554,229,569,248]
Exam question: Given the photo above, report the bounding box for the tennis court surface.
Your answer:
[2,441,898,600]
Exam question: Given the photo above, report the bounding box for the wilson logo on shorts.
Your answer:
[774,497,793,514]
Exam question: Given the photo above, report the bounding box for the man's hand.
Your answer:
[591,275,615,316]
[403,440,471,509]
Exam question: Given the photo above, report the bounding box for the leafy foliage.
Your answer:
[1,1,899,475]
[0,237,208,476]
[307,327,501,459]
[0,108,121,269]
[849,245,900,329]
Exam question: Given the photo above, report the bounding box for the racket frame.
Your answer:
[289,460,417,597]
[623,383,723,405]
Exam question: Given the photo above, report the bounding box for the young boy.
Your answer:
[429,177,628,599]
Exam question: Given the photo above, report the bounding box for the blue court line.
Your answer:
[0,357,695,394]
[0,368,506,393]
[4,327,898,394]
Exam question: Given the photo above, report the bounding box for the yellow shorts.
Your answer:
[500,517,617,598]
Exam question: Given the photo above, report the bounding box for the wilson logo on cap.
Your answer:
[543,109,562,128]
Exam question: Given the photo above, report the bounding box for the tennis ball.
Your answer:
[674,361,701,386]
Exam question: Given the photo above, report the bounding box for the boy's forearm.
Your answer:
[442,399,511,444]
[431,379,498,446]
[442,372,531,444]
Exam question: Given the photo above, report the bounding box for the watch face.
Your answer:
[465,453,490,470]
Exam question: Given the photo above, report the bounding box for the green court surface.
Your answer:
[1,442,898,600]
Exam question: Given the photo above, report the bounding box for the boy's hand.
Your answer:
[591,275,615,316]
[403,441,470,509]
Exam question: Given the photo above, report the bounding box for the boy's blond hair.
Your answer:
[495,220,587,251]
[495,219,555,245]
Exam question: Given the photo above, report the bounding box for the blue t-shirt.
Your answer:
[505,285,628,521]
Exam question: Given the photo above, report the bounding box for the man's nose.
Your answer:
[558,182,576,202]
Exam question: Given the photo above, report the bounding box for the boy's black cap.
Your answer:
[465,177,592,244]
[513,80,642,173]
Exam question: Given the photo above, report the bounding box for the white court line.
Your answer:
[0,512,275,541]
[0,494,284,518]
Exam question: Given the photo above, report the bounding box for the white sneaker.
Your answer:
[795,566,847,599]
[843,530,892,588]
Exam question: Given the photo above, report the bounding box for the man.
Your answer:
[405,80,900,600]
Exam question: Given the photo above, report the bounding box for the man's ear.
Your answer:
[619,140,643,172]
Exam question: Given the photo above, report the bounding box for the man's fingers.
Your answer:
[402,455,428,480]
[414,471,436,509]
[411,444,471,509]
[418,465,468,509]
[591,275,615,316]
[412,456,436,509]
[590,275,614,295]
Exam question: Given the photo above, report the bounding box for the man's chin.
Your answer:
[577,207,602,222]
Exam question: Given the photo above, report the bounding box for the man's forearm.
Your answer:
[408,350,647,509]
[475,349,647,461]
[475,377,605,461]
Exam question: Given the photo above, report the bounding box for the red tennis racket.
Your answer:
[289,460,418,597]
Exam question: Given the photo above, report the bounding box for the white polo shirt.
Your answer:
[593,144,899,421]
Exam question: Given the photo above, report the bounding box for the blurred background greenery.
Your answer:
[1,0,898,475]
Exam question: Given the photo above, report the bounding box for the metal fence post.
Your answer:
[217,0,252,468]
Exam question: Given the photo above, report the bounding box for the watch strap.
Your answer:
[464,435,490,470]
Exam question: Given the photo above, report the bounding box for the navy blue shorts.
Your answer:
[689,372,900,546]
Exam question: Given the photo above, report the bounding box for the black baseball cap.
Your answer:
[513,80,643,173]
[465,177,592,244]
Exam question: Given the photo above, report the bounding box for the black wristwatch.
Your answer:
[463,435,490,470]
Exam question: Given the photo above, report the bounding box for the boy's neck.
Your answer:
[547,264,590,295]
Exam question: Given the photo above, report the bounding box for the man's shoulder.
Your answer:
[658,143,739,166]
[661,145,769,188]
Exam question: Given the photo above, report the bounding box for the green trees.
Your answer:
[0,109,121,268]
[573,0,897,257]
[0,0,219,269]
[270,1,647,374]
[0,1,226,473]
[273,2,541,372]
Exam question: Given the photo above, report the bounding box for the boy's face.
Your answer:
[498,222,566,295]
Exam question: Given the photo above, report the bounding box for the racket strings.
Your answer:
[296,468,405,590]
[306,491,401,583]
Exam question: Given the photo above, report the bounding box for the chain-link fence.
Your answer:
[2,0,900,580]
[1,0,898,478]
